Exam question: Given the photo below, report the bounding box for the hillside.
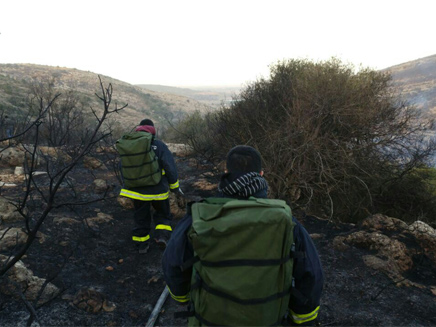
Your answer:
[385,54,436,116]
[136,84,241,108]
[0,64,211,130]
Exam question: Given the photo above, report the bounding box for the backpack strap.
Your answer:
[191,271,290,305]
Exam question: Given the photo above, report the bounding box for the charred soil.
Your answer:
[0,154,435,326]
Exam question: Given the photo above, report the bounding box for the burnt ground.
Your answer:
[1,152,436,326]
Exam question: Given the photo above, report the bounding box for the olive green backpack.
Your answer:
[116,131,161,188]
[185,197,296,326]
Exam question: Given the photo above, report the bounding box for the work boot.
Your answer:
[153,230,171,249]
[136,242,150,254]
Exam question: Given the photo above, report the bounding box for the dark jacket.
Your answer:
[120,137,179,201]
[162,176,324,324]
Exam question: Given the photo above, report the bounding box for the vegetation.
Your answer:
[0,64,210,133]
[0,77,126,325]
[171,58,436,224]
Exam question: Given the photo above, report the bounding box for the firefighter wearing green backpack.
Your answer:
[163,145,324,326]
[116,119,182,253]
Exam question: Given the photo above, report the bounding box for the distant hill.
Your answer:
[136,84,241,108]
[385,54,436,116]
[0,64,211,130]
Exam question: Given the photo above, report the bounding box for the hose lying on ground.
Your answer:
[145,286,169,327]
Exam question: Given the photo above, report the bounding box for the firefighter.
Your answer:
[118,119,181,253]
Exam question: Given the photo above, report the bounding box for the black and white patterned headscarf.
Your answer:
[219,172,268,198]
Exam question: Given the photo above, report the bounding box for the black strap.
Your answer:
[182,255,291,271]
[194,309,284,326]
[122,168,161,181]
[194,312,223,326]
[119,148,152,157]
[200,256,291,267]
[191,275,290,305]
[174,310,195,319]
[122,156,158,168]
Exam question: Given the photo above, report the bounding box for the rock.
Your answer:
[93,179,108,193]
[72,288,108,314]
[310,233,325,240]
[361,213,408,231]
[0,227,27,251]
[0,146,26,167]
[193,178,216,191]
[38,146,72,164]
[332,236,350,252]
[32,171,48,177]
[362,255,403,279]
[84,212,113,228]
[0,255,60,305]
[0,196,25,223]
[84,156,107,170]
[404,221,436,264]
[334,230,415,283]
[102,300,116,312]
[407,220,436,237]
[343,231,413,273]
[117,196,134,209]
[53,217,81,225]
[166,143,193,157]
[36,231,48,244]
[0,181,17,188]
[14,166,24,175]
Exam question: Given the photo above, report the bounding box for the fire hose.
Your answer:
[145,286,169,327]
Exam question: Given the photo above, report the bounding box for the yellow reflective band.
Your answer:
[169,180,179,189]
[120,189,169,201]
[155,224,172,231]
[132,235,150,242]
[162,169,166,175]
[291,306,320,324]
[167,286,189,303]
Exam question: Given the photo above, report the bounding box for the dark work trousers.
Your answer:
[132,199,172,241]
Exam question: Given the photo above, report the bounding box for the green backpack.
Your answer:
[186,197,295,326]
[115,131,161,188]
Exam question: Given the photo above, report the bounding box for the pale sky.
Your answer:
[1,0,435,87]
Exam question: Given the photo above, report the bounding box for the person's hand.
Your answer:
[175,188,186,208]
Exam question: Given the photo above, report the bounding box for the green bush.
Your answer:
[174,58,436,223]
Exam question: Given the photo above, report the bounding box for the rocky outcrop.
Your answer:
[84,212,114,229]
[0,196,24,223]
[0,146,27,167]
[84,156,107,170]
[0,145,71,168]
[68,288,116,314]
[93,179,109,193]
[333,214,436,287]
[0,255,60,305]
[0,227,27,251]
